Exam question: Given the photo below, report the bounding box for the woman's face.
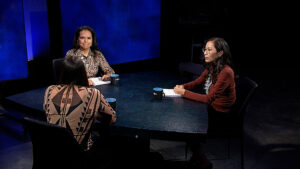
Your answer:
[78,30,92,51]
[203,41,223,63]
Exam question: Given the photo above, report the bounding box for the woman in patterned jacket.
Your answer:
[43,56,116,151]
[65,25,115,86]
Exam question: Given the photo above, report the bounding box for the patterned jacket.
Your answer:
[43,85,116,150]
[65,49,115,78]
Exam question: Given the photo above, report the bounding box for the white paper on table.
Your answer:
[89,77,111,86]
[163,89,182,97]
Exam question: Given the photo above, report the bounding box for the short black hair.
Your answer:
[59,56,89,87]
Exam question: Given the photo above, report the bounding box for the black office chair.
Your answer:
[52,58,65,84]
[22,117,86,169]
[207,76,258,168]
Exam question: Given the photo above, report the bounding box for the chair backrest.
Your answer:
[233,76,258,116]
[230,76,258,131]
[52,58,65,84]
[22,117,86,169]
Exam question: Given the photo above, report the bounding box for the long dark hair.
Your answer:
[72,25,99,52]
[204,37,234,84]
[59,56,89,87]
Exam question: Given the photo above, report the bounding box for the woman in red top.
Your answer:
[174,37,236,169]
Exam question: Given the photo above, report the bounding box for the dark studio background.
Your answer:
[1,0,300,169]
[0,0,298,95]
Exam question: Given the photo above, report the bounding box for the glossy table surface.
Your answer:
[6,71,208,139]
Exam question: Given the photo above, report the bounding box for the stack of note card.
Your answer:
[163,89,182,97]
[89,77,111,86]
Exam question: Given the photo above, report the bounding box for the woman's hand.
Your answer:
[101,74,110,81]
[88,79,95,86]
[174,85,185,95]
[175,85,184,89]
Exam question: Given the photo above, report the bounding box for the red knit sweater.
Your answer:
[183,65,236,113]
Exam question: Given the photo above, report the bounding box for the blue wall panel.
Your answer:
[0,0,28,81]
[23,0,50,60]
[60,0,160,65]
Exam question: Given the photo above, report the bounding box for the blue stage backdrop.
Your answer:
[0,0,28,81]
[60,0,161,65]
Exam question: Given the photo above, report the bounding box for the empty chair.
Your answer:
[22,117,86,169]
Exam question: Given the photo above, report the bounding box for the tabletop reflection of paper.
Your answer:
[163,89,182,97]
[89,77,111,86]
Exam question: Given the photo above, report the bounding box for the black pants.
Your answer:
[207,105,234,133]
[187,105,232,159]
